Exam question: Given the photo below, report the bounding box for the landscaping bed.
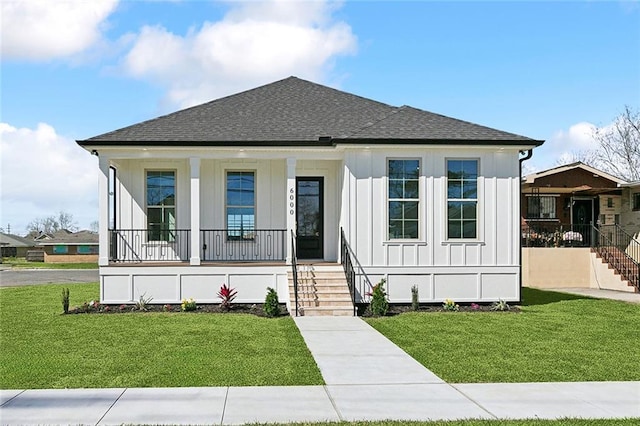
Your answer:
[67,302,288,317]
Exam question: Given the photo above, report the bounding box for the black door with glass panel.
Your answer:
[296,177,323,259]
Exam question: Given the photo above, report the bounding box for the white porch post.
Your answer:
[189,157,201,265]
[286,157,296,263]
[98,156,110,266]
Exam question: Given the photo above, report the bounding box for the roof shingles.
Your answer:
[79,77,542,146]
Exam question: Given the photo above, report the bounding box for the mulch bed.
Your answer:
[360,303,521,316]
[66,303,288,317]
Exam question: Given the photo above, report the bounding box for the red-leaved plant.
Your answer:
[217,283,237,311]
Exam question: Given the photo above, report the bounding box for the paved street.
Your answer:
[0,269,98,287]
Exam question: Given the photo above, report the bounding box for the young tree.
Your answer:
[591,106,640,182]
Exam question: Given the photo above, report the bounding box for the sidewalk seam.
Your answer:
[219,386,230,425]
[95,387,127,425]
[0,390,25,407]
[322,385,344,421]
[449,383,498,420]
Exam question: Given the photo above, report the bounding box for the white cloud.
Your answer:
[525,122,598,173]
[122,0,357,108]
[0,123,97,235]
[1,0,119,61]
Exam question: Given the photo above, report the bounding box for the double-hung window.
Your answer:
[447,159,478,239]
[226,171,255,240]
[388,159,420,239]
[146,171,176,241]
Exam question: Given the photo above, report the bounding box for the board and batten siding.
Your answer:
[341,147,521,303]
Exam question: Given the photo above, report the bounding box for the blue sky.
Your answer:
[1,0,639,235]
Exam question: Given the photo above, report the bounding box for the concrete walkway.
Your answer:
[1,317,639,424]
[544,287,640,304]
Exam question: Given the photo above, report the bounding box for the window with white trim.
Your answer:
[447,159,478,239]
[146,170,176,241]
[226,171,255,239]
[388,159,420,239]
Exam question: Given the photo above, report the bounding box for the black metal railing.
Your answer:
[201,229,286,262]
[521,223,595,248]
[290,230,300,316]
[593,225,639,291]
[340,227,374,316]
[109,229,190,262]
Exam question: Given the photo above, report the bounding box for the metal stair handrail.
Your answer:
[592,225,639,291]
[290,230,300,316]
[340,227,374,316]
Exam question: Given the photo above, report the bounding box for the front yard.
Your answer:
[366,287,640,383]
[0,283,323,389]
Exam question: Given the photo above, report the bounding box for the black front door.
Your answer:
[572,198,594,246]
[296,177,323,259]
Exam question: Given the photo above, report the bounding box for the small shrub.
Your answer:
[264,287,280,317]
[490,299,511,311]
[118,304,127,312]
[442,298,459,312]
[163,304,173,312]
[61,288,70,314]
[181,298,197,312]
[217,283,237,311]
[368,279,388,316]
[411,285,419,311]
[471,303,480,310]
[135,293,153,311]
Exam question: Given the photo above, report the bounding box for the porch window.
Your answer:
[146,171,176,241]
[226,171,255,239]
[527,196,557,219]
[633,193,640,211]
[388,159,420,239]
[447,159,478,239]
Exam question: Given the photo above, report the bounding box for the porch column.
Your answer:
[98,156,109,266]
[189,157,201,266]
[286,157,296,263]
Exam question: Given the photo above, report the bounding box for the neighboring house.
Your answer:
[521,163,639,293]
[521,162,625,247]
[77,76,543,309]
[619,181,640,239]
[31,230,99,263]
[0,232,35,258]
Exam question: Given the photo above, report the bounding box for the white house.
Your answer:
[77,77,543,313]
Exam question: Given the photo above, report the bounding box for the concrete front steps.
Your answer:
[288,264,354,316]
[593,248,640,292]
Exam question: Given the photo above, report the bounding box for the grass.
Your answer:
[0,283,323,389]
[2,257,98,269]
[366,288,640,383]
[252,421,638,426]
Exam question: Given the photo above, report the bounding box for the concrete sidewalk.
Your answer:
[2,382,638,424]
[1,317,639,424]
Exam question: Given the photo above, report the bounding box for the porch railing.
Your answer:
[109,229,191,262]
[521,223,595,248]
[593,225,640,291]
[201,229,286,262]
[340,227,374,316]
[290,230,300,316]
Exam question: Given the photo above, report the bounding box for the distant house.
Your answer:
[0,233,35,258]
[521,162,639,293]
[619,181,640,239]
[31,230,99,263]
[77,76,543,312]
[521,162,625,246]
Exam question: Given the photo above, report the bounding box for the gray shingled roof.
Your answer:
[78,77,542,146]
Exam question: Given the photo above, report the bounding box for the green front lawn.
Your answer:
[2,257,98,269]
[256,421,638,426]
[366,288,640,383]
[0,283,323,389]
